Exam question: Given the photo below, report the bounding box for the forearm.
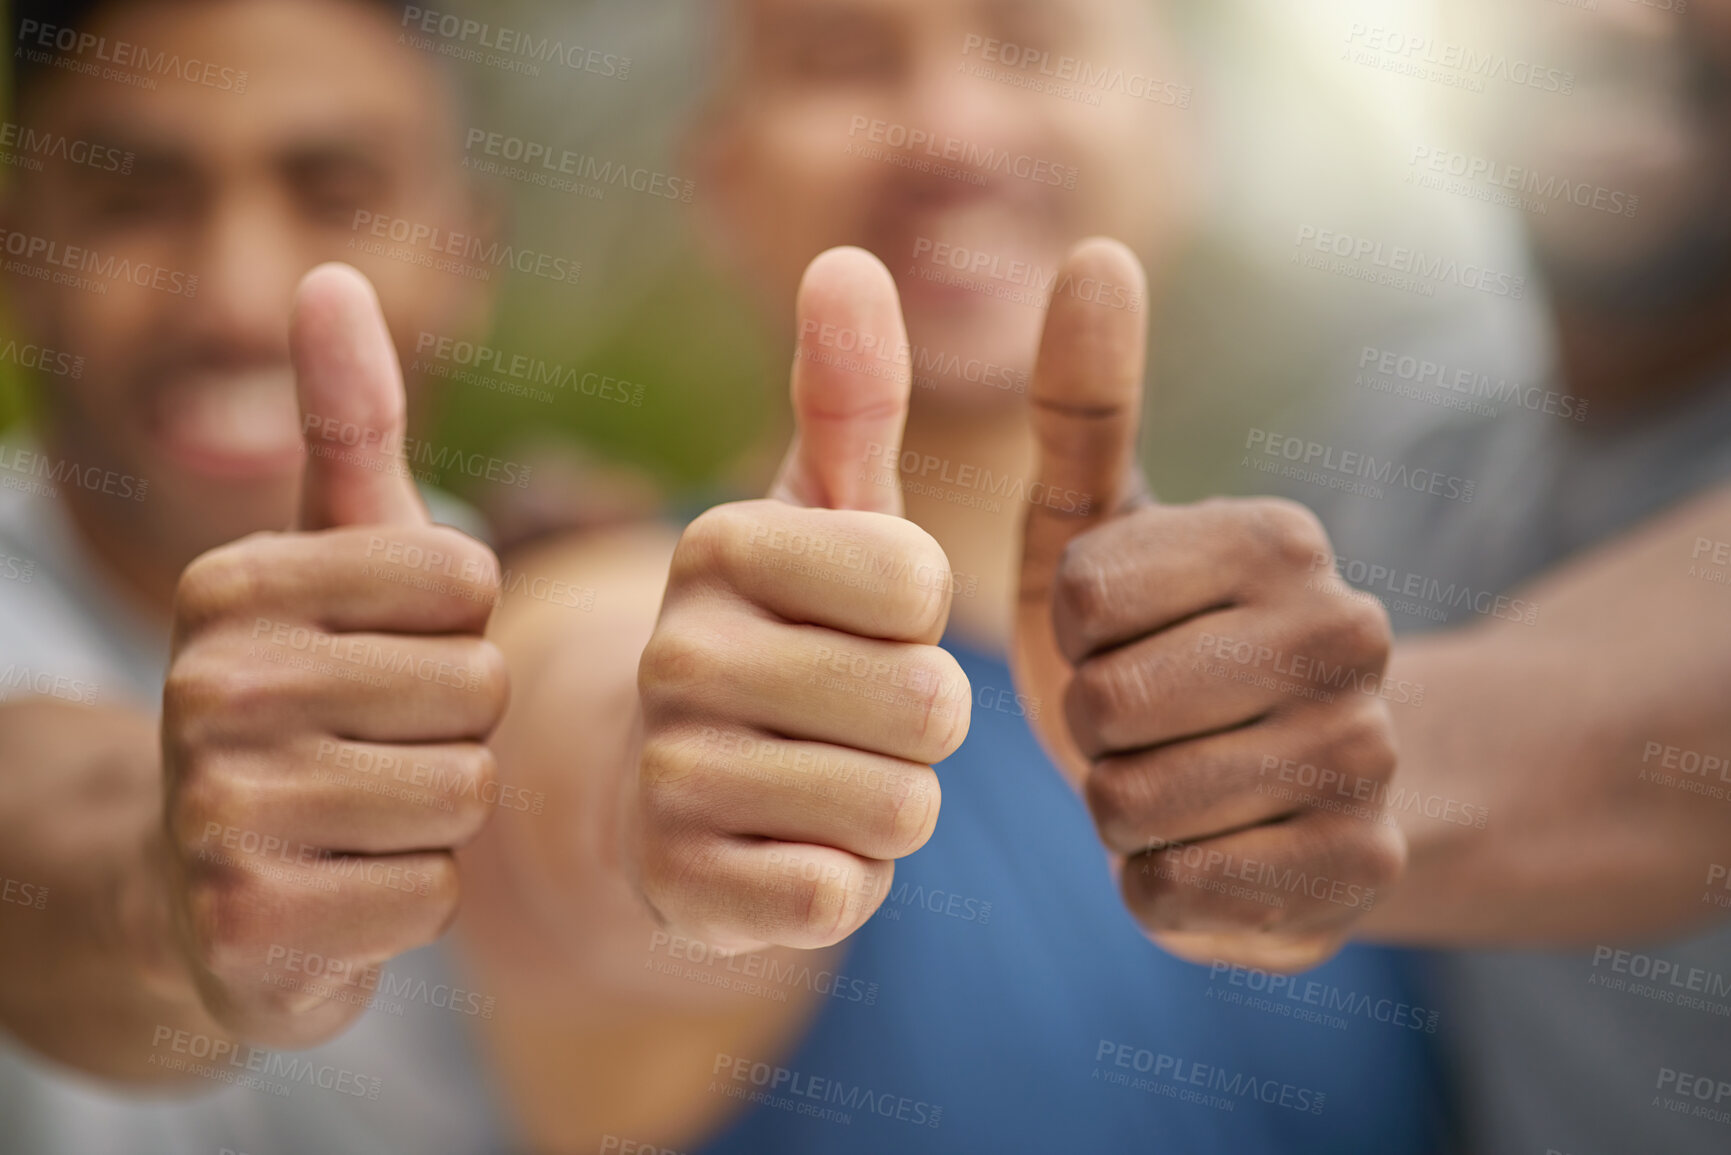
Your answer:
[0,700,231,1085]
[468,526,849,1002]
[1360,485,1731,946]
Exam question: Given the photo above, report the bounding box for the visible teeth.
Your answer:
[166,369,303,456]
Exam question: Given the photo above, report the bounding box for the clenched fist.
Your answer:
[631,249,971,952]
[1013,239,1405,973]
[163,265,508,1047]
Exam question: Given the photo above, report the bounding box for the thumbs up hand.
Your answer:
[163,265,508,1047]
[1013,240,1404,973]
[631,248,969,953]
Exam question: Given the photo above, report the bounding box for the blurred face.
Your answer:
[1470,0,1731,309]
[696,0,1194,413]
[2,0,492,565]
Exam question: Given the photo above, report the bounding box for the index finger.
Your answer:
[676,501,954,645]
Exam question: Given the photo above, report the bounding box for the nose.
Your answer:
[184,184,303,364]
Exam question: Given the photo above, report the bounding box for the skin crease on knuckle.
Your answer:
[915,647,972,763]
[175,541,269,634]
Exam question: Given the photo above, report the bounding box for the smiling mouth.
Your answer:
[148,366,307,481]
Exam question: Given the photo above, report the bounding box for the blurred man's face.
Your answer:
[1471,0,1731,309]
[3,0,491,564]
[697,0,1193,413]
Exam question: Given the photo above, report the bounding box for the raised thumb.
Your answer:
[290,263,429,531]
[1017,238,1149,611]
[768,247,912,514]
[1013,238,1149,784]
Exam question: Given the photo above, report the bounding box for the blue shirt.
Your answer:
[698,642,1449,1154]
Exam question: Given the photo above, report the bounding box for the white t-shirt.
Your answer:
[0,448,515,1155]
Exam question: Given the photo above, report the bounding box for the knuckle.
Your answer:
[674,502,758,588]
[168,757,242,842]
[904,648,971,762]
[639,831,721,923]
[185,868,272,976]
[176,536,274,630]
[878,521,951,639]
[1053,540,1113,643]
[164,657,278,755]
[1331,599,1392,666]
[1069,655,1149,746]
[428,525,503,604]
[789,866,869,945]
[638,621,727,707]
[1331,705,1398,786]
[420,856,463,937]
[882,769,941,857]
[1359,822,1408,889]
[637,732,712,822]
[450,745,499,831]
[464,638,511,720]
[1084,759,1160,834]
[1245,498,1331,570]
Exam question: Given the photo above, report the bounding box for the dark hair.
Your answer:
[9,0,413,109]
